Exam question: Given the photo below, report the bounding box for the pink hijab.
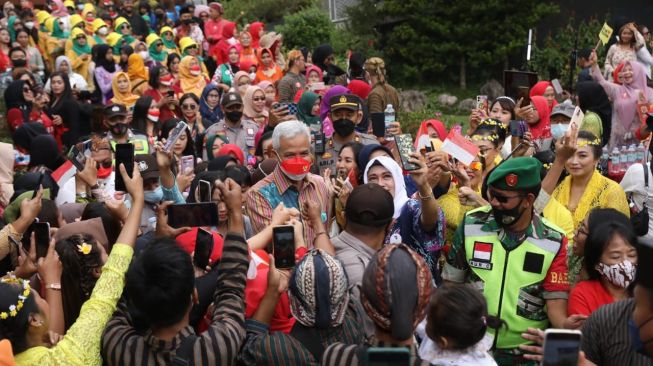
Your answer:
[614,61,653,130]
[243,85,269,119]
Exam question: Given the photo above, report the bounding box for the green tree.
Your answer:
[275,7,336,51]
[224,0,315,26]
[345,0,559,88]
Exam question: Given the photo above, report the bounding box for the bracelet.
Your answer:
[418,190,434,200]
[314,231,327,238]
[46,283,61,290]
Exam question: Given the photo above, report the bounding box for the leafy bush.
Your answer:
[224,0,316,27]
[274,7,336,51]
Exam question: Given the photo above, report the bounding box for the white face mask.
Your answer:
[25,21,34,29]
[596,260,636,289]
[139,51,150,61]
[98,27,108,36]
[190,68,201,76]
[249,72,256,81]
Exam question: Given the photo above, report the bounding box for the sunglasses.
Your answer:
[469,161,482,171]
[155,42,163,47]
[488,189,524,204]
[120,24,131,29]
[186,45,197,50]
[182,104,196,110]
[22,86,32,93]
[76,36,85,41]
[253,97,266,102]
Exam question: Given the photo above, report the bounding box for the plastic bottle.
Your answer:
[609,147,620,176]
[148,217,157,232]
[628,144,637,165]
[637,142,646,164]
[384,104,395,140]
[599,146,609,175]
[619,146,629,173]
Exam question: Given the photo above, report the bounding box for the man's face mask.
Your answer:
[490,190,527,227]
[109,122,128,136]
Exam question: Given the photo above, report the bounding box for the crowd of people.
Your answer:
[0,0,653,365]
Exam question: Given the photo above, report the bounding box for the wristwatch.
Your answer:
[45,283,61,290]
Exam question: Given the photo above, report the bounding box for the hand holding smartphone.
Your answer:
[166,202,219,228]
[542,329,582,366]
[194,228,214,270]
[163,121,189,153]
[273,225,295,269]
[395,134,419,171]
[114,143,135,192]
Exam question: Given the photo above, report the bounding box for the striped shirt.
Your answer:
[582,299,653,366]
[322,340,432,366]
[238,307,364,365]
[245,166,330,246]
[101,233,249,366]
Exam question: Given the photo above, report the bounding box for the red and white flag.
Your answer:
[51,160,77,187]
[473,242,492,261]
[440,129,480,166]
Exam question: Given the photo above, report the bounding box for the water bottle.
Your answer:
[599,146,609,175]
[619,146,629,173]
[148,216,157,232]
[627,144,637,166]
[384,104,395,140]
[637,142,647,164]
[609,147,621,176]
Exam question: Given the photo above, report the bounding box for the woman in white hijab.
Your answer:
[44,56,89,93]
[363,154,446,284]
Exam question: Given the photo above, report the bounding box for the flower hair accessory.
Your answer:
[479,119,507,130]
[0,274,31,320]
[542,163,552,170]
[470,134,498,142]
[577,138,601,148]
[77,242,92,255]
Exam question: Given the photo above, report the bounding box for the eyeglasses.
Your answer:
[488,188,524,204]
[253,96,266,102]
[182,104,196,110]
[120,24,131,29]
[576,223,588,237]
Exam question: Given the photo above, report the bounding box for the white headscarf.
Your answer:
[363,156,409,219]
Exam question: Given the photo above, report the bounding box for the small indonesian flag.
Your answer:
[441,129,480,166]
[51,160,77,187]
[473,242,492,261]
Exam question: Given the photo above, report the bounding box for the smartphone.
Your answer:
[309,82,325,91]
[314,131,325,155]
[517,86,531,108]
[476,95,488,113]
[542,329,582,366]
[194,228,214,269]
[551,79,563,95]
[272,225,295,269]
[67,145,86,171]
[371,113,386,138]
[32,173,44,199]
[198,179,212,202]
[509,120,527,138]
[395,134,419,171]
[366,347,410,366]
[286,103,298,115]
[180,155,195,175]
[114,143,135,192]
[32,222,50,259]
[166,202,219,228]
[163,121,189,153]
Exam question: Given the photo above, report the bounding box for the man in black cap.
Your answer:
[333,183,394,338]
[318,94,378,176]
[205,90,259,163]
[104,103,150,155]
[134,154,161,234]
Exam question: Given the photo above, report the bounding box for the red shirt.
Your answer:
[142,88,179,124]
[204,18,227,55]
[543,236,571,294]
[568,279,614,316]
[176,227,224,264]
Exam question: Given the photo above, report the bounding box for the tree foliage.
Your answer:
[275,7,336,51]
[224,0,316,26]
[344,0,559,87]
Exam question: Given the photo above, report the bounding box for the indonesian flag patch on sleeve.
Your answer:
[470,242,493,270]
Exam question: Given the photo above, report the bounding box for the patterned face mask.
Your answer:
[596,260,636,288]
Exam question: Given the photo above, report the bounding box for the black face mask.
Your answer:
[182,19,192,25]
[12,59,26,68]
[225,110,243,122]
[110,122,128,136]
[492,198,526,227]
[332,118,356,136]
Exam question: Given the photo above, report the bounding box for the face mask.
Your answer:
[160,74,173,86]
[147,109,160,122]
[225,110,242,122]
[98,27,108,35]
[110,122,128,136]
[332,118,356,136]
[596,260,636,288]
[25,21,34,29]
[238,85,248,95]
[249,72,256,81]
[182,19,191,25]
[50,4,59,11]
[277,153,311,181]
[144,186,163,203]
[190,65,201,76]
[86,15,95,22]
[492,198,526,227]
[12,59,26,68]
[550,123,569,140]
[97,165,113,179]
[629,315,653,355]
[139,51,150,61]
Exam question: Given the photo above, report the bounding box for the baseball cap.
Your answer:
[135,154,159,181]
[104,104,128,119]
[550,103,575,119]
[329,94,360,112]
[345,183,394,227]
[221,91,243,108]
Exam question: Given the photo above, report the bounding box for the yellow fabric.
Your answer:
[13,244,134,366]
[110,72,140,109]
[65,48,93,92]
[44,17,55,33]
[179,56,206,97]
[437,184,480,246]
[159,26,173,36]
[105,32,121,47]
[127,54,149,96]
[179,36,197,52]
[63,0,74,8]
[70,14,84,28]
[542,197,575,246]
[82,3,95,17]
[70,27,85,40]
[114,17,128,31]
[92,18,107,33]
[36,11,50,26]
[552,170,630,232]
[145,33,160,48]
[159,27,179,55]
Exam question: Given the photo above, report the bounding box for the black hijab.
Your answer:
[12,172,60,201]
[29,135,66,171]
[94,44,117,73]
[12,122,48,151]
[4,80,32,122]
[312,44,345,84]
[348,52,366,80]
[576,81,612,146]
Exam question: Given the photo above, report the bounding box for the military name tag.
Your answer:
[469,260,492,270]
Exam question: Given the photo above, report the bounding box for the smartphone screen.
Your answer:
[181,155,194,175]
[198,180,212,202]
[517,86,531,108]
[164,121,189,152]
[114,143,135,192]
[194,228,214,269]
[509,120,525,138]
[67,146,86,171]
[314,131,325,154]
[32,173,44,199]
[273,225,295,269]
[476,95,488,113]
[395,134,419,171]
[33,222,50,259]
[542,330,581,366]
[167,202,219,228]
[551,79,563,95]
[371,113,386,137]
[167,90,174,98]
[366,347,411,366]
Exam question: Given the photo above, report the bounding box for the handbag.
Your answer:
[630,160,650,236]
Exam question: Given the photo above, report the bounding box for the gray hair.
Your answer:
[272,120,311,151]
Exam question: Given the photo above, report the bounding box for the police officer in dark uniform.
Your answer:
[318,94,378,176]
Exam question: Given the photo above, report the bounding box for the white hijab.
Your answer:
[363,156,409,219]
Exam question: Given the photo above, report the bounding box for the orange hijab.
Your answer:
[127,53,149,82]
[179,55,207,97]
[111,72,139,108]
